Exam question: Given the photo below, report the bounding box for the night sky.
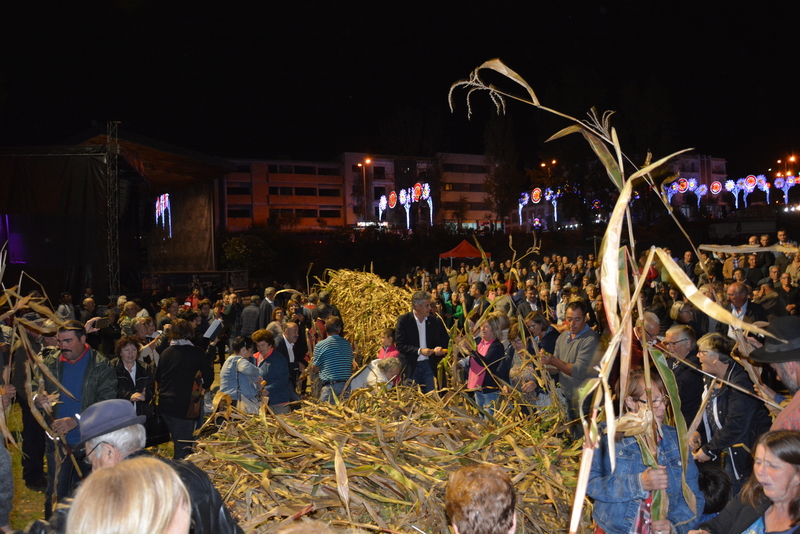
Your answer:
[2,1,798,179]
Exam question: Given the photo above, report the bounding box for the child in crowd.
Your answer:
[377,328,401,385]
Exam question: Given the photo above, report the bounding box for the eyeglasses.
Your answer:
[636,396,669,408]
[697,350,711,359]
[663,339,688,349]
[86,441,108,460]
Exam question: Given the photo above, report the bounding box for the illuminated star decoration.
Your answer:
[400,188,414,230]
[156,193,172,238]
[378,195,388,221]
[775,175,796,204]
[756,175,770,205]
[666,182,680,204]
[518,192,529,224]
[544,187,563,222]
[742,175,757,208]
[695,184,708,209]
[421,183,433,226]
[725,179,743,209]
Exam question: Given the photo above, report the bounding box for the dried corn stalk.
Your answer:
[318,269,412,364]
[193,387,590,533]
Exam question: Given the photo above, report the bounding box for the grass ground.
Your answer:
[7,405,178,530]
[7,403,46,530]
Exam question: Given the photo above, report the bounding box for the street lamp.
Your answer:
[540,159,557,179]
[357,158,371,222]
[777,156,796,177]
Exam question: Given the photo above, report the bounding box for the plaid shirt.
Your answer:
[772,392,800,431]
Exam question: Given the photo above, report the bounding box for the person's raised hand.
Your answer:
[640,466,668,491]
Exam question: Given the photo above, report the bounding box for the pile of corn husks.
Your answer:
[193,386,590,533]
[192,269,589,532]
[319,269,412,363]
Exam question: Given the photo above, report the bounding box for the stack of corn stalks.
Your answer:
[319,269,412,364]
[193,387,590,533]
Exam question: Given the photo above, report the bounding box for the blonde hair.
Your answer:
[66,456,190,534]
[477,311,506,339]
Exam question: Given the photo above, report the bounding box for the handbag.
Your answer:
[144,406,171,448]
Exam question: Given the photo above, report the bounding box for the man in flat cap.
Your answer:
[28,399,243,534]
[749,316,800,431]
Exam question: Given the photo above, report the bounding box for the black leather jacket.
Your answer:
[18,449,243,534]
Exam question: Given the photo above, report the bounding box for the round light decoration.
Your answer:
[725,180,735,192]
[775,177,786,189]
[745,175,757,191]
[388,191,397,208]
[531,188,542,204]
[399,189,408,206]
[413,183,422,202]
[789,177,797,186]
[421,183,431,200]
[696,184,708,196]
[710,181,722,194]
[533,218,542,229]
[544,188,553,202]
[677,178,689,193]
[591,199,601,209]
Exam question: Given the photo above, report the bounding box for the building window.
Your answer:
[443,163,487,173]
[319,209,342,218]
[295,208,318,218]
[373,166,386,179]
[278,164,293,174]
[269,186,293,195]
[227,184,251,195]
[318,167,339,176]
[373,186,385,200]
[294,165,316,175]
[227,207,252,219]
[443,183,453,191]
[318,188,341,197]
[235,164,251,173]
[295,187,317,196]
[268,164,278,173]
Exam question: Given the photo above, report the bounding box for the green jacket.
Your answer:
[37,347,118,419]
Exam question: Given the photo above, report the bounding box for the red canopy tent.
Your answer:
[438,239,491,269]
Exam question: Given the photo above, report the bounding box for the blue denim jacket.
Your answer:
[587,424,705,534]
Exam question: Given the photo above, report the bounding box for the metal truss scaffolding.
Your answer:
[106,121,121,298]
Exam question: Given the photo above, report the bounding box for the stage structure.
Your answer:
[0,128,235,300]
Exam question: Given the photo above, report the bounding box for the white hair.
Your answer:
[86,424,146,456]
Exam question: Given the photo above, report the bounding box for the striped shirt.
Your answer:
[312,334,353,382]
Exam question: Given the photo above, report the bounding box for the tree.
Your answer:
[483,115,528,227]
[222,236,276,278]
[451,195,470,231]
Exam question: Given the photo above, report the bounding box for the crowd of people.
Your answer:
[2,227,800,533]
